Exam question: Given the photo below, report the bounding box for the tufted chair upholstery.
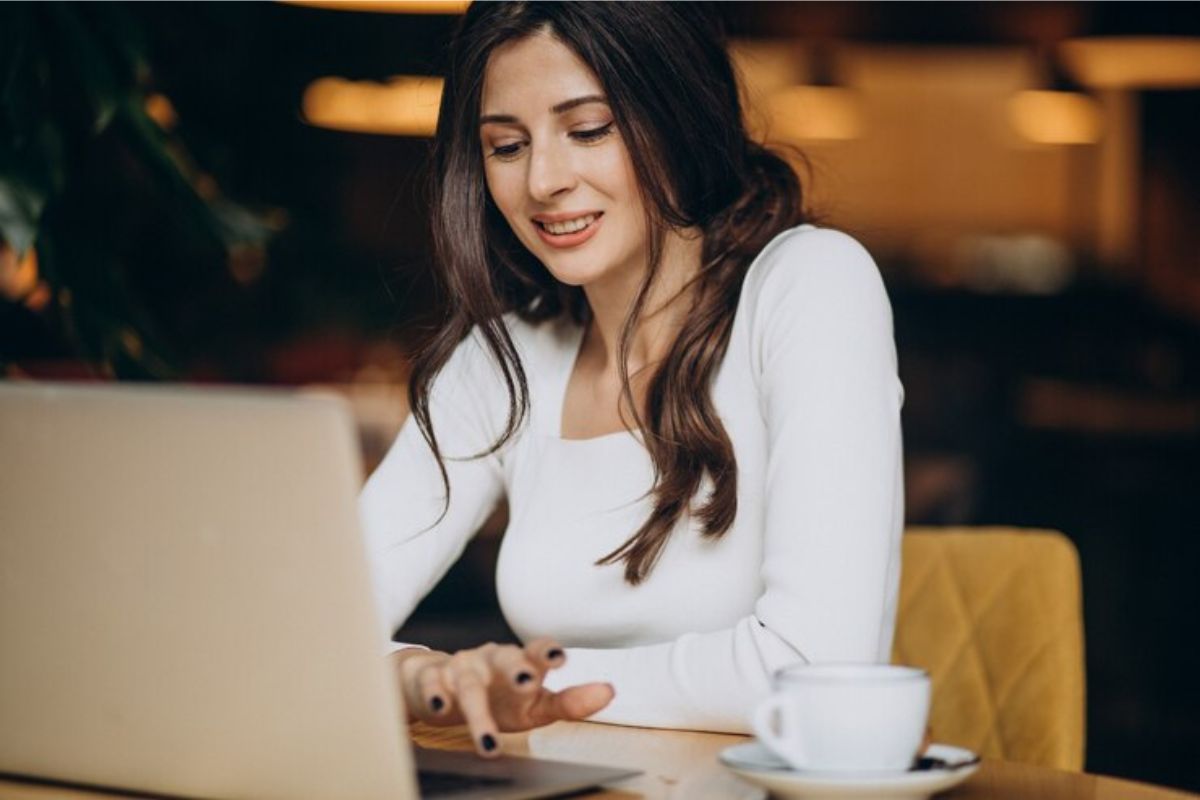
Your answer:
[891,527,1086,771]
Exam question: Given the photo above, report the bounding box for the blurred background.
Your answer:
[2,1,1199,791]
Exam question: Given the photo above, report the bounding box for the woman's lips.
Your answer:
[534,212,604,248]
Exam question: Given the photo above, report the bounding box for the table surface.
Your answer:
[1,721,1195,799]
[418,722,1199,800]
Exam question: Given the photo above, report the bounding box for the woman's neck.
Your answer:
[580,226,705,377]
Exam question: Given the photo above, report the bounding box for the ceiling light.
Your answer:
[1059,37,1200,89]
[281,0,468,14]
[1008,90,1103,145]
[302,76,442,136]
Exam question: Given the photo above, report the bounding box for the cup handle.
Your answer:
[751,695,801,766]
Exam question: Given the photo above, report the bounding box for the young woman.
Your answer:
[359,1,905,757]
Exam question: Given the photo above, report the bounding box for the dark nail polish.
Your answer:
[547,648,564,661]
[516,671,533,685]
[481,734,497,752]
[430,695,444,713]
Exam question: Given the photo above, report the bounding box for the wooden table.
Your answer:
[1,721,1195,799]
[416,721,1199,800]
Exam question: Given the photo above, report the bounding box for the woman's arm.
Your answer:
[358,328,508,648]
[542,227,905,732]
[359,325,617,752]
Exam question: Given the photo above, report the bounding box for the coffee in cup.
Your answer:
[751,663,930,773]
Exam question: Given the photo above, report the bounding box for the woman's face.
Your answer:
[479,33,647,292]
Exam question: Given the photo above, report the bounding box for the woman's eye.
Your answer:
[487,123,614,161]
[490,142,523,160]
[572,122,614,142]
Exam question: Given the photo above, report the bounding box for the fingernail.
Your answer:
[516,671,533,685]
[547,648,564,661]
[481,733,497,752]
[430,696,444,713]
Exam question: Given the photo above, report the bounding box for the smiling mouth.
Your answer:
[535,212,603,236]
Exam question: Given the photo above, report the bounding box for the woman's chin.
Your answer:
[540,264,603,289]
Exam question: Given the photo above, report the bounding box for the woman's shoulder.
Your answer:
[498,309,580,366]
[436,311,576,402]
[738,223,894,354]
[450,309,571,360]
[432,313,570,439]
[742,223,884,302]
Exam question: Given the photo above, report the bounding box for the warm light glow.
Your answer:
[302,76,443,137]
[280,0,468,13]
[119,328,144,360]
[1008,90,1102,145]
[24,281,51,312]
[228,244,267,286]
[767,86,863,142]
[194,174,220,201]
[1059,37,1200,89]
[144,93,178,131]
[0,245,39,301]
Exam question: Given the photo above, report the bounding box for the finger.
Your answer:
[531,682,615,724]
[487,645,542,691]
[524,637,566,672]
[417,663,454,719]
[393,649,447,720]
[450,666,500,757]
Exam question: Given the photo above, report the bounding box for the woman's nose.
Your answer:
[526,140,576,202]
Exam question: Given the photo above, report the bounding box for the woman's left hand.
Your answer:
[392,637,615,756]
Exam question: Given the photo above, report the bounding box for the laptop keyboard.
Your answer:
[417,768,515,796]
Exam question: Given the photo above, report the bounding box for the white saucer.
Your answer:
[719,742,981,800]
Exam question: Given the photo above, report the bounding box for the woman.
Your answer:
[359,1,905,757]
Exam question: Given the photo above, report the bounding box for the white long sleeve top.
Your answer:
[358,224,905,734]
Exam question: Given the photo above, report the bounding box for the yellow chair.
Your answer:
[892,527,1086,771]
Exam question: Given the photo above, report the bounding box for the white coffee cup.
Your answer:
[751,663,930,773]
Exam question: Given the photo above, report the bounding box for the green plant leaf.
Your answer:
[88,3,152,87]
[0,6,37,115]
[0,116,64,253]
[47,4,120,136]
[2,4,274,380]
[117,97,272,250]
[0,175,46,255]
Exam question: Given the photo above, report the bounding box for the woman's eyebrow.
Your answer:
[479,94,608,126]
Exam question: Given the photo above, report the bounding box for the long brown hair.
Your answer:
[411,1,810,584]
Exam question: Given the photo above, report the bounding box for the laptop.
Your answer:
[0,380,638,799]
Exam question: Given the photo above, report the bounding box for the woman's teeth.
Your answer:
[540,213,598,235]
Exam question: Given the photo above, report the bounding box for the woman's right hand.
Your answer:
[390,637,615,757]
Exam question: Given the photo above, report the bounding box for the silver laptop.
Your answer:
[0,380,637,799]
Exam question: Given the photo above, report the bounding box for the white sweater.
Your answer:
[358,224,905,734]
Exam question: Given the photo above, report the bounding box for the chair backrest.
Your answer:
[892,527,1086,771]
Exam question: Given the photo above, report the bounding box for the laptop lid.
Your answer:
[0,381,417,800]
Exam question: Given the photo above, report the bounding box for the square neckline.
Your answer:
[547,223,816,445]
[551,320,644,445]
